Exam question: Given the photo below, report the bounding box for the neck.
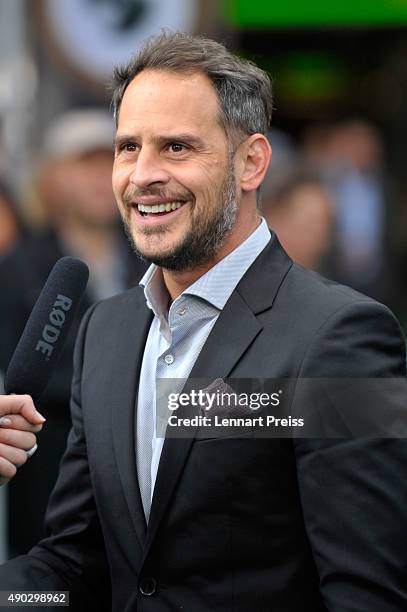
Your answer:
[163,213,262,301]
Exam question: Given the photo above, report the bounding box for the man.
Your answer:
[0,32,406,611]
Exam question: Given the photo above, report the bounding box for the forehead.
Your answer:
[117,69,222,134]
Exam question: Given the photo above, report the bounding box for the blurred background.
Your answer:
[1,0,407,561]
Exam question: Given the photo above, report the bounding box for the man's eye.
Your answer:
[168,143,186,153]
[123,143,138,152]
[116,142,138,154]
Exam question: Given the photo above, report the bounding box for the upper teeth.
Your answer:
[137,202,183,213]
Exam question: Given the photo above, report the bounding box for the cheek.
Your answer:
[111,175,127,213]
[111,179,122,202]
[178,163,227,205]
[112,162,129,195]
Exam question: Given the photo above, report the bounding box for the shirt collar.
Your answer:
[139,217,271,316]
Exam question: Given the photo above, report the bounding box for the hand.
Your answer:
[0,394,46,486]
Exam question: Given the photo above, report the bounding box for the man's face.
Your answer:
[112,69,241,270]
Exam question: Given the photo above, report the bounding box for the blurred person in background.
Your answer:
[0,180,26,260]
[262,167,335,272]
[0,108,146,556]
[303,119,397,306]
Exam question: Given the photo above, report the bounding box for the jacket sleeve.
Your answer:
[0,303,111,612]
[293,300,407,612]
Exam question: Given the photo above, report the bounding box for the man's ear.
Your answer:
[239,134,272,193]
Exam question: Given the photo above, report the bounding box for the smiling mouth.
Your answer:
[136,201,187,217]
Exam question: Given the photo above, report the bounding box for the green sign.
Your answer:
[223,0,407,28]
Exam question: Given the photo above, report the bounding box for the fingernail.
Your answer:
[0,417,12,427]
[36,411,46,422]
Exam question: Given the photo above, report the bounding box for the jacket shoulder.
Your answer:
[279,262,402,327]
[84,285,146,328]
[282,264,406,377]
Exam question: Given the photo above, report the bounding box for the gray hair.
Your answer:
[110,31,273,143]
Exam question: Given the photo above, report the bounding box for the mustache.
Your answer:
[123,186,193,206]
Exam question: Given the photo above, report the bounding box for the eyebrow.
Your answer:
[114,133,206,149]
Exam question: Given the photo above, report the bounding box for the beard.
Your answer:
[122,158,238,272]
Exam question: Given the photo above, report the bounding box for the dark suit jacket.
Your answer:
[1,233,406,612]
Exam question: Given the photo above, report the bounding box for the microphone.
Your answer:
[4,256,89,401]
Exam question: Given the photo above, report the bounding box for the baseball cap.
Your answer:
[43,108,114,159]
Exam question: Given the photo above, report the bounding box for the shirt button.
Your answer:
[165,354,174,365]
[177,306,188,316]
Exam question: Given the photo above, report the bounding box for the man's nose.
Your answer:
[129,148,170,189]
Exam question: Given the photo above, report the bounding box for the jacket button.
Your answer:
[139,577,157,596]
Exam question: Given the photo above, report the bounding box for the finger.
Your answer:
[0,395,46,425]
[26,444,38,459]
[0,444,27,468]
[0,414,43,433]
[0,456,17,482]
[0,429,37,451]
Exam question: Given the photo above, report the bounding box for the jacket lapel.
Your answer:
[144,233,293,555]
[110,288,153,551]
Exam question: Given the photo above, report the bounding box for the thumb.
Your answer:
[20,395,46,425]
[2,394,46,425]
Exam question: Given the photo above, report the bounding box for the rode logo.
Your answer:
[35,295,73,360]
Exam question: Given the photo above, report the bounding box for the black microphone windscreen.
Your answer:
[4,256,89,401]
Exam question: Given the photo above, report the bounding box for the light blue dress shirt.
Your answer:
[137,218,271,513]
